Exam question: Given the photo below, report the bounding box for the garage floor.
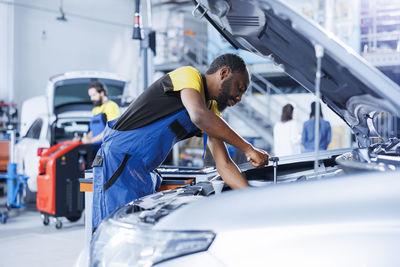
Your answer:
[0,200,85,267]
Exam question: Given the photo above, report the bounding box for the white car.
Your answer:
[86,0,400,266]
[15,71,128,201]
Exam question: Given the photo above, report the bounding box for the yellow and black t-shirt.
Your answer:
[113,66,220,131]
[92,100,120,125]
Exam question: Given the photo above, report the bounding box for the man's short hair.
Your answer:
[89,81,107,96]
[206,53,247,75]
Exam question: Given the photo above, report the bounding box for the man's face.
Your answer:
[216,70,249,112]
[88,88,104,107]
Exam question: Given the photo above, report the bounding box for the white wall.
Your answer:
[10,0,141,108]
[0,0,14,101]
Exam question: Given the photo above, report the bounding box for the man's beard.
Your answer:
[216,76,235,112]
[92,99,102,107]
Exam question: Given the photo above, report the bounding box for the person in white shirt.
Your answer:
[273,103,301,156]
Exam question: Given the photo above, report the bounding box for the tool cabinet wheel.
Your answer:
[43,215,50,226]
[67,215,81,222]
[55,220,63,229]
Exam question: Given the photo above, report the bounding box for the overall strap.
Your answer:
[202,133,208,159]
[201,74,210,159]
[201,74,211,159]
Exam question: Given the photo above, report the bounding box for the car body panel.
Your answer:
[15,129,49,191]
[207,222,400,267]
[154,171,400,266]
[156,251,224,267]
[155,171,400,231]
[19,95,47,137]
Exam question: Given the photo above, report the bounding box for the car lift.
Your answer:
[0,126,28,223]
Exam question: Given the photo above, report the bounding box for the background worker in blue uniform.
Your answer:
[74,81,120,156]
[301,101,332,152]
[91,53,270,229]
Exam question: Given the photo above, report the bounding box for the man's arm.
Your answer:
[81,130,103,144]
[208,136,249,189]
[84,131,103,144]
[180,88,269,168]
[74,130,93,143]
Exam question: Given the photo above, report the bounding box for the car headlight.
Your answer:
[90,219,215,267]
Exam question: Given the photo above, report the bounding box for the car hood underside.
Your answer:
[193,0,400,147]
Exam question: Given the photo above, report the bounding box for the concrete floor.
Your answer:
[0,200,85,267]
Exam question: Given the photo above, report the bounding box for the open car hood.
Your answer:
[47,71,127,116]
[193,0,400,147]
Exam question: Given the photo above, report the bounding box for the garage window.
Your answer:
[25,118,43,139]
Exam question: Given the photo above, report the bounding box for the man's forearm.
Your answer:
[180,89,252,154]
[181,88,269,168]
[208,136,249,189]
[196,109,252,153]
[82,131,103,144]
[91,132,103,143]
[216,161,249,189]
[196,109,268,168]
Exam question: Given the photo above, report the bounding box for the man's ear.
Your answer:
[219,67,231,80]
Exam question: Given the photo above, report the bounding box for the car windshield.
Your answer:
[54,78,125,108]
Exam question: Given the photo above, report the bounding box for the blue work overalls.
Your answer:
[89,112,106,156]
[89,112,106,145]
[92,109,200,229]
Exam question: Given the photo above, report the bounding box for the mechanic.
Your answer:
[91,53,270,229]
[74,81,120,156]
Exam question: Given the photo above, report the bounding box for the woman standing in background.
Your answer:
[273,103,301,156]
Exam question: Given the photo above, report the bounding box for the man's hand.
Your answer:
[72,136,81,142]
[244,146,269,168]
[81,135,91,144]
